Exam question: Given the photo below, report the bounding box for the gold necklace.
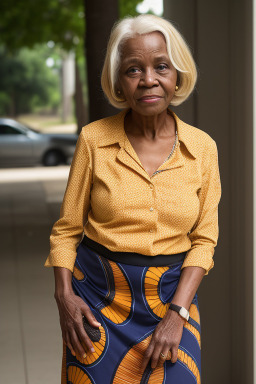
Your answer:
[152,129,178,176]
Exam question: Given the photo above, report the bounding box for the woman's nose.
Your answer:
[139,68,158,87]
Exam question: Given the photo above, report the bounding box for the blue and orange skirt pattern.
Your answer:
[61,239,201,384]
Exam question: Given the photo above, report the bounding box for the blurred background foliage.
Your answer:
[0,45,61,116]
[0,0,84,52]
[0,0,156,130]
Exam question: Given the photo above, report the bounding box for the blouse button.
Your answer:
[149,229,154,233]
[149,207,154,212]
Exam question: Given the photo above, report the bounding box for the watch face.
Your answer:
[180,307,189,320]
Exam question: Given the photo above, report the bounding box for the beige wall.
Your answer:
[164,1,253,383]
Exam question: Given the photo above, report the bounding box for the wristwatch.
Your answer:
[169,303,190,321]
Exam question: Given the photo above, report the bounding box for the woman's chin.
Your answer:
[131,103,169,117]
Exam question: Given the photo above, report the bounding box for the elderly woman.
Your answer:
[44,14,221,384]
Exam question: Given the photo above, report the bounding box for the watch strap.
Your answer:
[169,303,189,321]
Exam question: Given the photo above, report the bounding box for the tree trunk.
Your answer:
[61,51,75,123]
[74,61,88,135]
[84,0,119,122]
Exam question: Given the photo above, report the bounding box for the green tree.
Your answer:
[119,0,141,18]
[0,0,84,52]
[0,0,85,125]
[0,45,60,116]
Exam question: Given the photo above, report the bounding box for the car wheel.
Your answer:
[42,150,65,166]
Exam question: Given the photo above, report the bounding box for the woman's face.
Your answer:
[117,31,178,116]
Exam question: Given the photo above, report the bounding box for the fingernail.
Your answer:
[91,347,95,353]
[97,322,101,326]
[83,353,87,358]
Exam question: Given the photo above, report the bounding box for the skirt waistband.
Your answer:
[81,235,187,267]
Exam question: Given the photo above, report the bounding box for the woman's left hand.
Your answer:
[140,309,185,372]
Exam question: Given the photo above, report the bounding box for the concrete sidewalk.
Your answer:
[0,166,70,384]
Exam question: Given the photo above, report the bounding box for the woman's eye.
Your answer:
[127,67,140,74]
[157,64,168,71]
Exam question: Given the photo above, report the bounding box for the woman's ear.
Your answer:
[115,83,125,100]
[115,80,122,96]
[176,71,180,87]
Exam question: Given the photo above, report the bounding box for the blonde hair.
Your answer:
[101,14,198,109]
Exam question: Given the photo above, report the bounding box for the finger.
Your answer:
[171,346,178,364]
[157,347,170,367]
[150,344,165,369]
[76,317,96,353]
[70,328,87,359]
[82,306,101,328]
[140,343,154,373]
[65,332,76,357]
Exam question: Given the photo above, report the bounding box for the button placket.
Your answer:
[148,182,155,234]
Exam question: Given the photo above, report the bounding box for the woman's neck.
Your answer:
[124,109,176,140]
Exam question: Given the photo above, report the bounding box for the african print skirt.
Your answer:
[61,237,201,384]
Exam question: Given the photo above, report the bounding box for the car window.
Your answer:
[0,125,23,135]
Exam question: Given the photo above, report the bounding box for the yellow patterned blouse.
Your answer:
[44,108,222,275]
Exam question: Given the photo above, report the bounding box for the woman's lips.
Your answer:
[138,96,162,103]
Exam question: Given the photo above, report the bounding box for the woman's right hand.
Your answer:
[54,290,101,360]
[54,267,101,359]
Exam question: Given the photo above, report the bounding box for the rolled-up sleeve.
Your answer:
[44,129,92,273]
[181,140,222,275]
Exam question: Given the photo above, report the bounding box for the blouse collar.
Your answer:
[97,108,198,159]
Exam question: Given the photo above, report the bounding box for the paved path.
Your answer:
[0,166,70,383]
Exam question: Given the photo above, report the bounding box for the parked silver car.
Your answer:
[0,118,78,167]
